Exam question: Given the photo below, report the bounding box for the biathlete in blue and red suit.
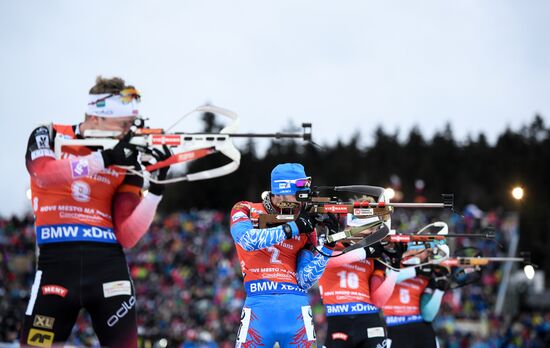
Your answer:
[20,76,171,348]
[230,163,334,348]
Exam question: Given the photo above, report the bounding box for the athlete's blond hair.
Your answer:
[89,76,135,95]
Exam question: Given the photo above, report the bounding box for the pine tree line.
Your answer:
[160,114,549,278]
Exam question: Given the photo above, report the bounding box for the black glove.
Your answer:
[416,265,434,278]
[364,242,384,258]
[294,210,317,235]
[122,169,144,189]
[323,213,340,233]
[321,213,340,247]
[101,132,138,168]
[383,243,407,269]
[432,276,450,291]
[148,145,172,196]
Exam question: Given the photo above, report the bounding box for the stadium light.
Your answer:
[511,186,524,200]
[523,264,535,280]
[384,188,396,200]
[26,188,32,200]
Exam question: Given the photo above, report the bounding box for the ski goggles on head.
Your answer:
[293,177,311,188]
[272,177,311,195]
[119,88,141,104]
[88,87,141,106]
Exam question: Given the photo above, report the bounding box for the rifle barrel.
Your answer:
[474,257,525,262]
[224,133,307,139]
[385,203,445,208]
[441,257,525,267]
[353,202,446,208]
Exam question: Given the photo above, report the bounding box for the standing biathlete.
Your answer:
[21,76,170,348]
[230,163,333,347]
[382,245,446,348]
[319,240,397,348]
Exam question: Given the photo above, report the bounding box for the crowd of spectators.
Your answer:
[1,206,549,347]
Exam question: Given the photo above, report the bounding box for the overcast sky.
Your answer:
[1,0,549,217]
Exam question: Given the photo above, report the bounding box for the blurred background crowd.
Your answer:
[2,206,548,347]
[2,114,549,347]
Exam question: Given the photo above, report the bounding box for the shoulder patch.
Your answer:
[35,126,49,135]
[34,126,52,149]
[233,202,250,211]
[231,211,249,223]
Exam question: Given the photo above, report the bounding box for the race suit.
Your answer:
[383,276,442,348]
[319,248,396,348]
[21,123,160,348]
[230,201,333,347]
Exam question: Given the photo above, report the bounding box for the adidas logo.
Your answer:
[124,149,133,158]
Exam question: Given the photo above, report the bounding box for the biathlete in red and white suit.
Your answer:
[383,245,446,348]
[230,163,333,348]
[20,76,170,348]
[319,240,397,348]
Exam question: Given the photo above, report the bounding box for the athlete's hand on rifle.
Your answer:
[431,275,450,291]
[416,264,434,278]
[323,213,340,234]
[364,242,384,258]
[317,213,340,248]
[294,210,318,235]
[148,145,172,196]
[384,243,407,269]
[101,132,139,168]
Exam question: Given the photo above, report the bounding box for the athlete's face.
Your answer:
[95,116,136,138]
[271,194,300,210]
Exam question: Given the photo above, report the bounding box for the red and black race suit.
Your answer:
[20,243,137,348]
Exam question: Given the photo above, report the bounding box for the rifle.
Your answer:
[258,185,454,229]
[377,247,533,289]
[54,105,312,183]
[256,185,454,258]
[343,225,496,245]
[259,185,454,254]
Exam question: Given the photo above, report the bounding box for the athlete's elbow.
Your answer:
[237,241,258,252]
[233,230,262,251]
[297,282,311,290]
[421,311,436,322]
[31,173,58,188]
[371,296,386,308]
[296,278,314,290]
[118,236,138,249]
[115,227,140,249]
[371,297,382,308]
[371,288,392,308]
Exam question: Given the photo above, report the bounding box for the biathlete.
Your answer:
[21,76,170,348]
[230,163,334,347]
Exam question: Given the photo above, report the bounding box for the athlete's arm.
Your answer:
[113,191,161,249]
[25,126,105,187]
[420,288,444,322]
[296,245,333,290]
[229,202,300,251]
[370,266,398,307]
[326,248,366,268]
[395,267,417,283]
[326,241,385,268]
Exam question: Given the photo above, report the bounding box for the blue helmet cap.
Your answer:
[271,163,309,195]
